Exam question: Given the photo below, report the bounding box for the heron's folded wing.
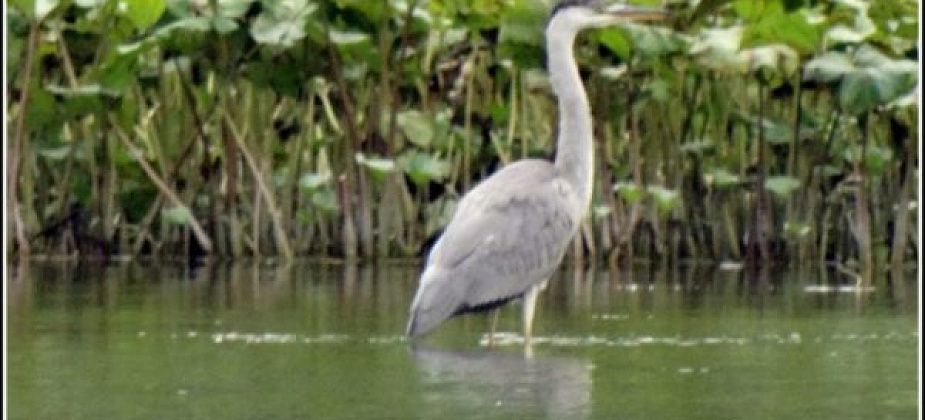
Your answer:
[428,177,578,306]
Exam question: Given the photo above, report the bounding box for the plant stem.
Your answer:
[111,116,214,254]
[222,112,294,259]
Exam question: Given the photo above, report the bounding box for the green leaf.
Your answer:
[116,16,212,55]
[863,146,893,176]
[804,46,918,115]
[46,84,118,119]
[742,11,819,54]
[37,145,73,160]
[212,17,239,34]
[613,182,644,204]
[299,172,331,191]
[250,0,318,48]
[689,26,746,72]
[739,44,799,76]
[36,0,60,20]
[355,153,396,182]
[764,176,800,199]
[396,110,435,148]
[839,67,897,114]
[498,1,545,47]
[680,139,714,155]
[598,29,632,60]
[784,220,811,238]
[329,30,370,45]
[844,145,894,176]
[804,52,855,82]
[26,86,57,127]
[706,168,742,188]
[162,206,192,226]
[593,205,613,219]
[621,24,687,57]
[310,189,339,214]
[814,164,843,178]
[647,186,680,213]
[398,151,449,185]
[217,0,255,18]
[121,0,166,31]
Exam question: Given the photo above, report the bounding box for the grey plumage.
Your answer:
[406,1,666,339]
[407,161,580,336]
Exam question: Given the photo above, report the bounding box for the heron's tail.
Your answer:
[406,268,462,338]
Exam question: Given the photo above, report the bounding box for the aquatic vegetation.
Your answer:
[6,1,919,284]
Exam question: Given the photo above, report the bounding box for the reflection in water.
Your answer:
[6,260,919,420]
[412,346,592,419]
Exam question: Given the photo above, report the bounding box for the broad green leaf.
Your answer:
[757,116,793,145]
[733,0,784,19]
[396,110,435,148]
[804,45,917,115]
[120,0,166,31]
[250,0,318,48]
[839,67,898,114]
[620,24,687,57]
[825,22,875,45]
[398,151,449,185]
[743,11,819,54]
[739,44,799,76]
[689,26,746,72]
[498,1,545,47]
[764,176,800,198]
[598,29,632,60]
[804,52,855,82]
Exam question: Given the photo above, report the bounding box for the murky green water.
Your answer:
[7,261,919,419]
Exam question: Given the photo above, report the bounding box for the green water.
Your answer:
[6,261,919,420]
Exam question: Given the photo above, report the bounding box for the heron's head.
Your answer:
[548,1,667,33]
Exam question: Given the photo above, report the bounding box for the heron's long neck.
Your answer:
[547,25,593,208]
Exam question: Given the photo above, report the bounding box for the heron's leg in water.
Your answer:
[522,283,543,344]
[487,309,500,347]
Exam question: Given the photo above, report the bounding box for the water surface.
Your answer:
[6,261,919,419]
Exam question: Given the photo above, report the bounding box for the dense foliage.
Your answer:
[5,0,919,280]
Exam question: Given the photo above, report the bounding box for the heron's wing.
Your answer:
[428,160,580,307]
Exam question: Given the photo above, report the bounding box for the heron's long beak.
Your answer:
[604,3,668,22]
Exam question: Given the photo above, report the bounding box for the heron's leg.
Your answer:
[522,283,542,344]
[488,309,500,347]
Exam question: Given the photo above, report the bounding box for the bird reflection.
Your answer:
[411,346,591,419]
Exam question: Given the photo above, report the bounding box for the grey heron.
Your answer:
[406,1,666,341]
